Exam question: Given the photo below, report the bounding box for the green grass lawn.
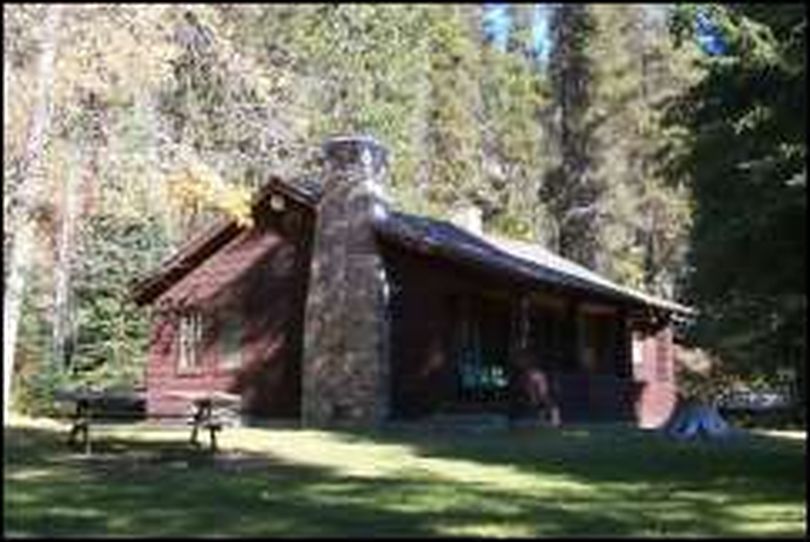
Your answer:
[3,415,806,537]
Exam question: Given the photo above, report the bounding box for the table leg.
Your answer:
[190,406,201,447]
[68,400,90,453]
[189,402,211,448]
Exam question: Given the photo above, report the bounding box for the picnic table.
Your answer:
[164,390,242,452]
[53,388,146,455]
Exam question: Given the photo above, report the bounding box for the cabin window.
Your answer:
[219,313,243,369]
[177,312,203,372]
[453,297,510,403]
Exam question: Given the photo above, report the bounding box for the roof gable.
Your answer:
[130,176,319,306]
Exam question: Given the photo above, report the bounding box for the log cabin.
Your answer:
[132,135,693,429]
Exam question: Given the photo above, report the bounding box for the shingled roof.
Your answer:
[374,211,693,315]
[132,176,692,315]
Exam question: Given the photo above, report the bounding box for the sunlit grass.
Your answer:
[3,415,806,537]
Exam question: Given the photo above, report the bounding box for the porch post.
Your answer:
[511,295,531,355]
[508,292,532,419]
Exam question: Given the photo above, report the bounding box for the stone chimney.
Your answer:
[449,203,483,235]
[301,135,391,427]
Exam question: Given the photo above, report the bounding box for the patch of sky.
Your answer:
[483,3,552,64]
[695,9,727,55]
[483,4,725,67]
[483,3,510,50]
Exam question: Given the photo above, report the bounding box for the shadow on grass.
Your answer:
[336,423,806,535]
[3,423,806,537]
[1,424,628,537]
[355,422,806,487]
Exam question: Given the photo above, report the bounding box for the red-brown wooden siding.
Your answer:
[382,241,678,426]
[145,202,312,420]
[143,206,678,427]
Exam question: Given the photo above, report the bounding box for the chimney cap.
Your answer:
[322,134,388,172]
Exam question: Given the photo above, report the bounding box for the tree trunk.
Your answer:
[3,4,63,420]
[137,91,174,265]
[3,55,12,288]
[51,140,81,371]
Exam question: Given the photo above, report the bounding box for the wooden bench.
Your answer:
[166,391,242,452]
[54,389,146,455]
[55,389,241,454]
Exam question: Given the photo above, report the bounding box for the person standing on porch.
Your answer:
[511,347,561,427]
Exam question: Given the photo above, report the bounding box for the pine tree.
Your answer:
[665,4,806,398]
[542,4,695,294]
[543,4,605,271]
[589,5,697,296]
[480,5,551,242]
[422,5,485,214]
[4,4,64,418]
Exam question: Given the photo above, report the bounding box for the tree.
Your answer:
[542,4,695,296]
[70,213,169,388]
[543,4,606,271]
[5,5,231,411]
[480,5,552,242]
[589,5,698,296]
[665,4,806,401]
[422,5,486,214]
[4,4,64,419]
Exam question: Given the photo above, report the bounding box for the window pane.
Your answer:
[178,312,202,371]
[219,314,242,369]
[455,296,509,402]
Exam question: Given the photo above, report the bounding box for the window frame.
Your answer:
[177,311,204,375]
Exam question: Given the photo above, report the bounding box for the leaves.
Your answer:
[665,4,806,389]
[166,158,253,228]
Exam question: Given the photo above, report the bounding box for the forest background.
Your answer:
[3,4,805,418]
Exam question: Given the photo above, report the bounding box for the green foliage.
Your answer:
[420,6,485,211]
[70,213,170,388]
[481,41,550,242]
[12,269,64,416]
[267,5,431,201]
[543,4,606,270]
[155,6,307,238]
[543,4,696,297]
[15,208,172,415]
[665,5,806,390]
